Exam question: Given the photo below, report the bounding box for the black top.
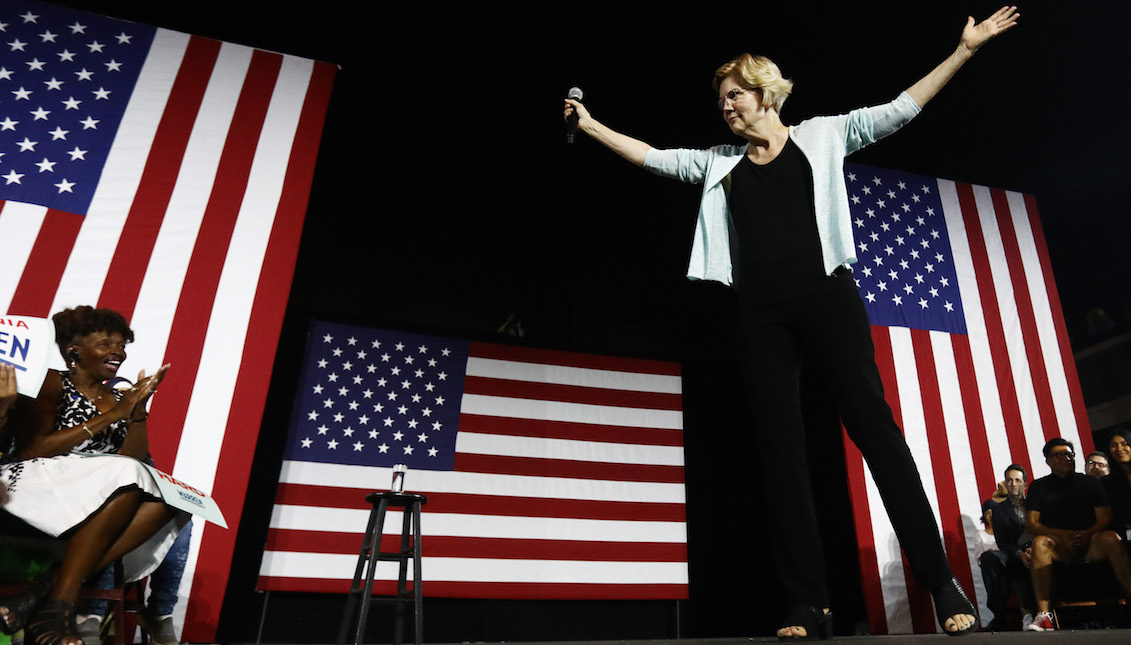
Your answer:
[992,498,1032,555]
[727,138,851,303]
[1101,470,1131,534]
[1026,472,1108,531]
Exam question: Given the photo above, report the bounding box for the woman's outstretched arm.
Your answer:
[905,5,1020,108]
[564,99,653,167]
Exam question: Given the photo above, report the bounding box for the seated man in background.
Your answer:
[1086,452,1111,479]
[1025,438,1131,631]
[986,464,1035,630]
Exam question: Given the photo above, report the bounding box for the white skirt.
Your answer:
[0,452,187,581]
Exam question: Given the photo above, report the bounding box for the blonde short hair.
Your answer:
[713,54,793,113]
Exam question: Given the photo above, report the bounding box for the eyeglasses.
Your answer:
[1049,451,1075,461]
[718,87,753,110]
[1086,460,1108,468]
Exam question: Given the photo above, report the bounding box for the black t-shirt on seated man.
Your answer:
[1025,472,1109,531]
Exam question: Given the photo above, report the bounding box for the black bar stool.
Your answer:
[337,492,427,645]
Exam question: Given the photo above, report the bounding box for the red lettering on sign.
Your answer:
[157,469,207,496]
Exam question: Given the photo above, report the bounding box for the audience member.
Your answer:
[987,465,1035,630]
[977,498,1008,630]
[1024,438,1131,631]
[1103,427,1131,538]
[1086,452,1111,479]
[78,521,192,645]
[0,307,187,645]
[980,500,997,536]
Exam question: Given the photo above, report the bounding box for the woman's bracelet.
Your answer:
[82,423,94,440]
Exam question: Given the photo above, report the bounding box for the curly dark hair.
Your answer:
[52,306,135,361]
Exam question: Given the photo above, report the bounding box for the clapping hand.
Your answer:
[115,363,170,420]
[961,5,1020,54]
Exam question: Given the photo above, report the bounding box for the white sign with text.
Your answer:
[0,315,56,399]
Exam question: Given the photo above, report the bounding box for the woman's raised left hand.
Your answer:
[960,5,1019,54]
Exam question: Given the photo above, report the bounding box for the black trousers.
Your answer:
[980,549,1034,621]
[736,278,952,608]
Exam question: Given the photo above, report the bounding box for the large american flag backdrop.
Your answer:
[0,1,335,641]
[843,163,1090,634]
[257,320,689,599]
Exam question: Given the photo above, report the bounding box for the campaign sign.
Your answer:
[76,454,229,528]
[0,315,55,399]
[142,462,228,528]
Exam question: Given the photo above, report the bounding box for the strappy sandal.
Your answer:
[0,572,52,634]
[932,577,978,636]
[26,599,82,645]
[777,605,833,641]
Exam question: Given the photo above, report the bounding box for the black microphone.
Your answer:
[565,86,583,144]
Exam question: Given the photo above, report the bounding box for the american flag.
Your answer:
[258,320,689,599]
[0,2,335,641]
[842,163,1090,634]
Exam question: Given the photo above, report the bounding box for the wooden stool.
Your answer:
[337,492,427,645]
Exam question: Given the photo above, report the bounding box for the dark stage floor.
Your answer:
[246,631,1131,645]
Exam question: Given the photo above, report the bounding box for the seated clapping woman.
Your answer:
[0,306,187,645]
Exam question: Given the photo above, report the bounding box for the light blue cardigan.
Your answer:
[643,91,921,286]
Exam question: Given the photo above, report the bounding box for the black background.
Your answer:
[47,1,1131,640]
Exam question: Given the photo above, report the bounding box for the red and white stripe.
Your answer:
[845,175,1090,634]
[0,27,335,642]
[259,341,690,599]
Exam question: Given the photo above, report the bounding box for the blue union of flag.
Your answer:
[285,322,468,471]
[846,162,967,334]
[0,3,156,214]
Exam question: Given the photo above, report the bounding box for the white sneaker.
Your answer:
[1021,612,1034,631]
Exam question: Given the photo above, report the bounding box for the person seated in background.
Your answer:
[1103,427,1131,540]
[987,465,1035,630]
[1025,438,1131,631]
[977,498,1008,630]
[78,521,191,645]
[981,499,997,536]
[0,306,188,645]
[1086,452,1111,479]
